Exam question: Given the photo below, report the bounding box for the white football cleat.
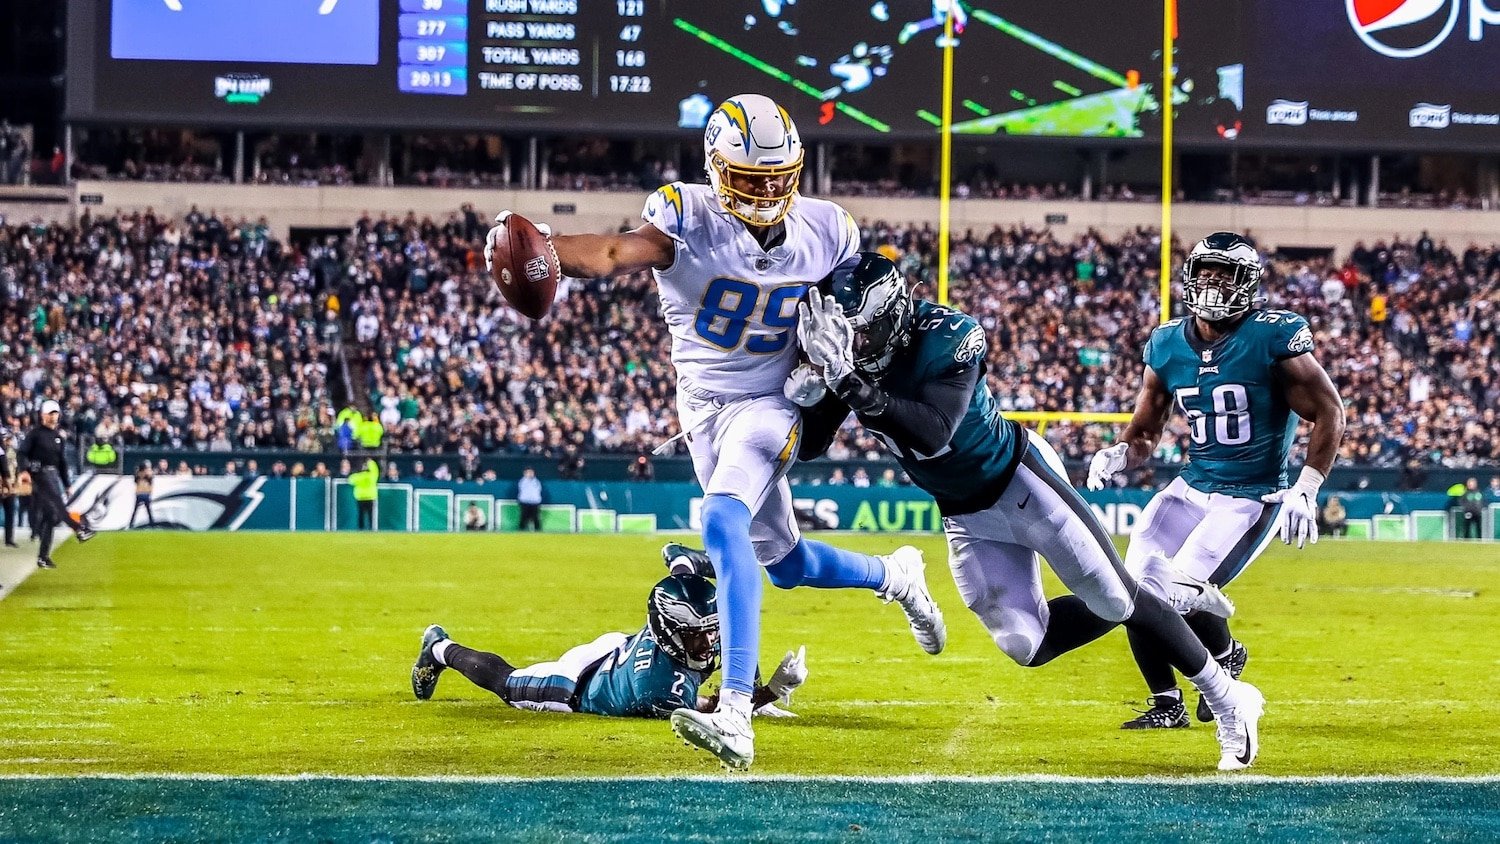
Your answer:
[1166,572,1236,619]
[671,706,754,770]
[877,545,946,655]
[1214,680,1265,771]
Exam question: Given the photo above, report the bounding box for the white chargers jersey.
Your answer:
[642,182,860,397]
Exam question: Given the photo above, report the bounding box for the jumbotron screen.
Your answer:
[65,0,1500,149]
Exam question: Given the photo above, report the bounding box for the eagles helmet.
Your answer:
[1182,231,1264,323]
[647,573,720,673]
[825,252,914,375]
[703,94,804,227]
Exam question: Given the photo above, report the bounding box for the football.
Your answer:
[489,212,561,320]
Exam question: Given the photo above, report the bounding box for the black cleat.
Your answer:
[411,624,449,700]
[1198,642,1249,722]
[36,557,56,569]
[1122,694,1190,729]
[5,541,18,548]
[75,526,95,543]
[661,543,715,578]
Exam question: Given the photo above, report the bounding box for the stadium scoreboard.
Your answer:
[67,0,1500,150]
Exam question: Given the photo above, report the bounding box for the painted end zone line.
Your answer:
[0,773,1495,785]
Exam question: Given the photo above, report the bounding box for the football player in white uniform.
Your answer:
[484,94,945,770]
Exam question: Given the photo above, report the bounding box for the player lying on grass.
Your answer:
[1088,231,1345,730]
[788,252,1265,770]
[410,573,807,718]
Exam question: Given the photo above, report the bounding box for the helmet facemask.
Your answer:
[708,153,802,227]
[1183,257,1259,323]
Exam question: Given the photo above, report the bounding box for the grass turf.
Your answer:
[0,533,1496,779]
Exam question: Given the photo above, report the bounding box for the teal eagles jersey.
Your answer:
[576,627,703,718]
[875,300,1024,514]
[1144,309,1314,498]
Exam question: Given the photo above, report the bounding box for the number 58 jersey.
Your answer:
[643,182,860,396]
[1144,309,1315,499]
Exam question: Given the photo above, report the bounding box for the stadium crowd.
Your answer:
[0,208,1495,476]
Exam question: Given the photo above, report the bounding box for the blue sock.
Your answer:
[765,538,887,591]
[700,494,759,696]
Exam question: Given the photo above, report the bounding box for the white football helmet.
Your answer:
[703,94,804,226]
[1182,231,1264,323]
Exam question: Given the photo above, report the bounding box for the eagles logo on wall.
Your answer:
[66,475,267,531]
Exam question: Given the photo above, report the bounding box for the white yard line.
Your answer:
[0,772,1494,784]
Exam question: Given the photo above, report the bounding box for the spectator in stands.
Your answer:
[557,445,585,481]
[464,503,487,532]
[627,453,654,482]
[0,211,1493,478]
[1320,495,1347,538]
[517,467,542,532]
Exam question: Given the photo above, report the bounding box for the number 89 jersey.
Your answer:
[643,182,860,396]
[1144,309,1315,498]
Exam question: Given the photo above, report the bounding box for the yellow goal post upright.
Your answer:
[932,2,1177,437]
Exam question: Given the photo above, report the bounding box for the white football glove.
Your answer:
[483,210,553,274]
[1261,466,1325,549]
[797,295,855,383]
[783,363,828,407]
[1086,442,1129,491]
[764,645,808,700]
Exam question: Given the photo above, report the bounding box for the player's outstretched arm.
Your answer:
[1090,368,1172,490]
[1118,367,1175,467]
[1261,353,1344,548]
[552,224,674,279]
[1277,353,1345,476]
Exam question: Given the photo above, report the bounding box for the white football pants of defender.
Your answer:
[680,390,801,566]
[1124,477,1281,608]
[505,632,628,714]
[944,431,1138,666]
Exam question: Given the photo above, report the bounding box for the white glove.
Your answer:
[752,701,798,718]
[483,210,553,274]
[783,363,828,407]
[1261,466,1325,549]
[1086,443,1129,491]
[797,295,855,383]
[764,646,808,700]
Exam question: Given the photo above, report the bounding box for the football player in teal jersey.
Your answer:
[410,573,807,720]
[1088,231,1344,731]
[790,252,1266,770]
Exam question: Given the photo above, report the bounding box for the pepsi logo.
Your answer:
[1348,0,1500,57]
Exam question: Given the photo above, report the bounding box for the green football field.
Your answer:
[0,532,1496,840]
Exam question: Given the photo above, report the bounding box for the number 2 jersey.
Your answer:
[576,626,705,718]
[1144,309,1314,499]
[642,182,860,397]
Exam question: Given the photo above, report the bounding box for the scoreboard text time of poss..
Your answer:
[400,0,653,101]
